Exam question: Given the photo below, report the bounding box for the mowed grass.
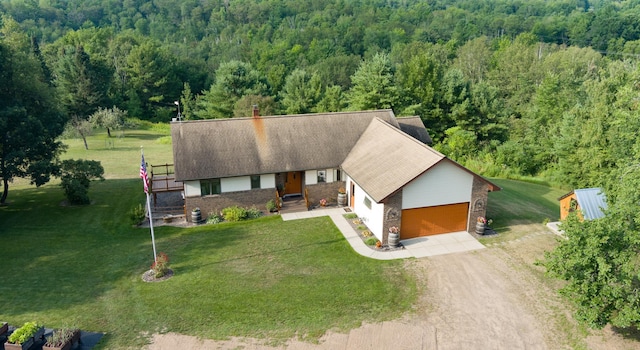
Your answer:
[482,178,567,243]
[0,129,415,348]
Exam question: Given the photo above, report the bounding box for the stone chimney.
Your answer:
[252,105,259,118]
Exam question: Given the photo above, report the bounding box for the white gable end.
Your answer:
[402,160,473,209]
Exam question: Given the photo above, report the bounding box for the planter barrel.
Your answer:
[191,210,202,224]
[475,222,486,235]
[337,192,347,206]
[388,232,400,248]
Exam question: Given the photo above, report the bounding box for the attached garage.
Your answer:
[401,203,469,238]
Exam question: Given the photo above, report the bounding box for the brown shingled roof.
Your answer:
[397,116,433,144]
[171,110,399,181]
[342,118,445,202]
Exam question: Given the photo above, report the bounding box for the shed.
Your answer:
[559,188,607,221]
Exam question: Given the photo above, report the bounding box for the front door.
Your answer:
[350,182,355,208]
[285,172,302,196]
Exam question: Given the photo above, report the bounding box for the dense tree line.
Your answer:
[1,0,639,190]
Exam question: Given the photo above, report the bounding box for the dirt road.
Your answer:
[147,231,638,349]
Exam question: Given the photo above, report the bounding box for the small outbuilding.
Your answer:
[558,188,607,221]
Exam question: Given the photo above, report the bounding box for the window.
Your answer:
[200,179,221,196]
[336,169,342,181]
[251,175,261,189]
[364,196,372,209]
[317,170,326,183]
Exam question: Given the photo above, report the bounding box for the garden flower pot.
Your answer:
[388,232,400,248]
[43,328,81,350]
[5,326,45,350]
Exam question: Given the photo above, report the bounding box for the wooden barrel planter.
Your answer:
[337,192,347,206]
[191,208,202,224]
[475,222,486,235]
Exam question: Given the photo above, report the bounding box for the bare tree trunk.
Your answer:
[1,177,8,205]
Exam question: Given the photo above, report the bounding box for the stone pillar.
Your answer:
[382,191,402,244]
[468,177,489,233]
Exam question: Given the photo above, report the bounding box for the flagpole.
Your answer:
[141,147,158,263]
[146,190,158,263]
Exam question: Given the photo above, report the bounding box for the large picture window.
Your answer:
[201,178,221,196]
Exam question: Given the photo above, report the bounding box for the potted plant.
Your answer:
[476,216,487,235]
[5,321,44,350]
[388,226,400,248]
[319,198,327,207]
[337,187,347,206]
[43,328,81,350]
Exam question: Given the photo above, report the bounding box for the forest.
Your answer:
[2,0,640,331]
[3,0,640,189]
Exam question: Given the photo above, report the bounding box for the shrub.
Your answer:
[362,230,372,237]
[246,207,263,219]
[151,252,170,278]
[356,225,367,231]
[221,205,248,222]
[59,159,105,205]
[364,237,378,246]
[266,199,277,212]
[206,213,223,224]
[130,203,146,225]
[344,213,358,219]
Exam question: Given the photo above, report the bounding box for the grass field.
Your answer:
[0,129,415,349]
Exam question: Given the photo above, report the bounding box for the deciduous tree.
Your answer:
[0,17,67,205]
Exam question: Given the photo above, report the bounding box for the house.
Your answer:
[558,188,607,221]
[171,109,499,243]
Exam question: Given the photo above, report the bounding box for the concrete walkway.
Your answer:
[281,207,485,259]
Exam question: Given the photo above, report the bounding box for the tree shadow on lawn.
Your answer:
[0,179,168,317]
[611,326,640,341]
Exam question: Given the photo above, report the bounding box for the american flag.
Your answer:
[140,153,149,194]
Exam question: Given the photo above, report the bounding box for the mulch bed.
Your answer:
[344,214,405,252]
[142,269,174,282]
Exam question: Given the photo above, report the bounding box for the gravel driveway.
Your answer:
[147,228,638,349]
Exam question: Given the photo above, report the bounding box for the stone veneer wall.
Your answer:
[381,191,402,244]
[185,181,347,222]
[185,188,276,222]
[468,177,490,233]
[304,181,346,208]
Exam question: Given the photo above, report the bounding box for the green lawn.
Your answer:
[483,178,567,243]
[0,130,415,348]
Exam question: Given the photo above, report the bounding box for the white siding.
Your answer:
[305,170,318,185]
[261,174,276,189]
[327,169,335,182]
[221,176,250,192]
[349,177,385,240]
[184,180,200,197]
[402,160,473,209]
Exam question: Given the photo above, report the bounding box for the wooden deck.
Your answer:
[150,163,182,193]
[151,174,182,193]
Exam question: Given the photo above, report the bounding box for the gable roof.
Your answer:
[397,116,432,144]
[560,188,607,220]
[171,110,399,181]
[342,118,499,203]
